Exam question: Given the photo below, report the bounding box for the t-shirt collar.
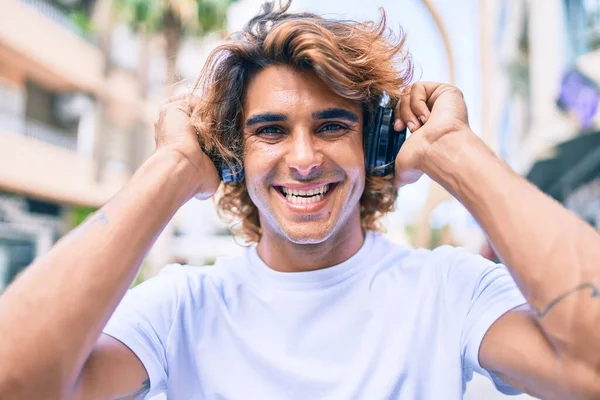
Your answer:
[246,231,375,290]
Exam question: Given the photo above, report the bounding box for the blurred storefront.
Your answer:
[481,0,600,231]
[0,193,64,291]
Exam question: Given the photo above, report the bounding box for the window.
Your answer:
[0,238,35,293]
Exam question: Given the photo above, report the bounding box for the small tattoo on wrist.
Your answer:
[64,209,109,241]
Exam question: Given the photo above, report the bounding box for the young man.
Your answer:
[1,3,599,400]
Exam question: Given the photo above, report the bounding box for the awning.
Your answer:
[526,131,600,202]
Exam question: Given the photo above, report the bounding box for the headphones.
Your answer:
[364,95,407,177]
[209,152,245,184]
[209,96,406,183]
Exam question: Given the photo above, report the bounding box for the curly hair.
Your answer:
[190,0,413,243]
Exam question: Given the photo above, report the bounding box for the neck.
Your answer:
[256,213,365,273]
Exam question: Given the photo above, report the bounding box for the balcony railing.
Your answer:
[21,0,96,45]
[0,83,25,117]
[0,111,78,151]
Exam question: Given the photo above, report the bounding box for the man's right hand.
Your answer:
[153,94,221,200]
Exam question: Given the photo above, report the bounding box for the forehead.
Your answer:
[243,65,361,117]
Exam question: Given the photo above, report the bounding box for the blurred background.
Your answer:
[0,0,599,398]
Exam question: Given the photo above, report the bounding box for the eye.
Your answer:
[256,126,284,137]
[318,123,349,136]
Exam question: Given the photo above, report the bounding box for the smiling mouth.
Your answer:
[275,183,336,205]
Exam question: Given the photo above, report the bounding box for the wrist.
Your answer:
[140,149,201,204]
[422,129,498,195]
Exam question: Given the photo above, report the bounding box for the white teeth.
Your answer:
[284,192,327,204]
[281,184,332,204]
[281,184,330,195]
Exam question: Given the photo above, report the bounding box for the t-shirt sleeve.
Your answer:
[102,264,184,398]
[443,247,527,395]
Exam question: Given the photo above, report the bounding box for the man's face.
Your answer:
[242,65,365,244]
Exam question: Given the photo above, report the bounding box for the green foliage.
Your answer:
[112,0,237,35]
[203,256,216,266]
[428,227,442,249]
[404,224,416,244]
[69,9,94,35]
[113,0,164,32]
[505,57,530,99]
[194,0,231,35]
[131,261,149,288]
[588,12,600,50]
[71,206,96,228]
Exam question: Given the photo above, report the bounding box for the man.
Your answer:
[0,2,599,399]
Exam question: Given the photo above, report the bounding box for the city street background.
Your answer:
[1,0,599,398]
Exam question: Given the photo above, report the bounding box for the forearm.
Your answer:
[0,150,196,396]
[427,132,600,358]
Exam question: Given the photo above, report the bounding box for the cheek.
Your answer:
[243,145,279,197]
[332,137,366,198]
[329,137,365,177]
[350,134,366,178]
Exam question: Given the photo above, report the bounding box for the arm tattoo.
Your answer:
[534,282,599,318]
[64,209,109,241]
[115,378,150,400]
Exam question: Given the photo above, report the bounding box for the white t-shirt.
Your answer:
[103,232,527,399]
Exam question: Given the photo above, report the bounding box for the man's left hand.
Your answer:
[393,82,473,187]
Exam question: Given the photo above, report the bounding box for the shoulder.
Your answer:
[369,235,506,288]
[141,251,251,302]
[367,234,471,272]
[369,233,472,263]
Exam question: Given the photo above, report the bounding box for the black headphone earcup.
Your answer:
[209,152,244,184]
[365,107,406,176]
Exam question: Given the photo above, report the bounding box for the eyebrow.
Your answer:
[312,108,359,122]
[245,113,287,127]
[244,108,359,127]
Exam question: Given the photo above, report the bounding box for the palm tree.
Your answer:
[113,0,236,95]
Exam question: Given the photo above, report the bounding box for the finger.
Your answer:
[394,86,411,130]
[394,94,407,131]
[183,94,202,109]
[398,87,421,133]
[409,84,431,128]
[419,82,460,109]
[154,100,192,143]
[173,100,191,115]
[164,99,197,121]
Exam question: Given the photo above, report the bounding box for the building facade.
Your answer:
[0,0,154,290]
[480,0,600,230]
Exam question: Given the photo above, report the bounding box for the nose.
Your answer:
[285,130,322,177]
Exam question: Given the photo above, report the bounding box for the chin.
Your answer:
[282,225,334,245]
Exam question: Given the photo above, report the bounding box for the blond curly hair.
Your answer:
[190,1,413,243]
